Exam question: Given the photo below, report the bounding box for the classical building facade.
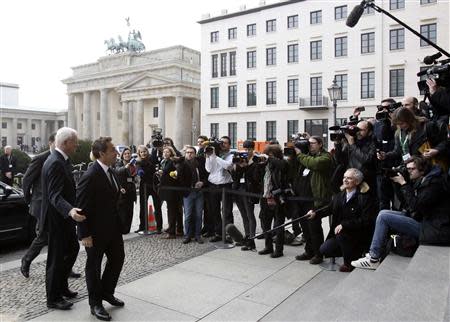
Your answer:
[62,46,201,148]
[198,0,448,148]
[0,83,66,150]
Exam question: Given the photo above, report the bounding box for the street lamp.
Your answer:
[327,79,342,126]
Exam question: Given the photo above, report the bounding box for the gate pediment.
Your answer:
[118,73,175,90]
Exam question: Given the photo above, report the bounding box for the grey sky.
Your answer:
[0,0,261,111]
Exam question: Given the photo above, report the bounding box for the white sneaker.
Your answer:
[351,255,380,270]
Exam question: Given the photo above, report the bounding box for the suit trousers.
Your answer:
[260,199,285,252]
[207,183,233,236]
[299,202,324,256]
[320,233,364,265]
[23,218,48,263]
[85,228,125,307]
[46,219,79,302]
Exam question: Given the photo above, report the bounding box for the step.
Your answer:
[377,245,450,322]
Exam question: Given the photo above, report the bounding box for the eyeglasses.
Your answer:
[406,166,417,171]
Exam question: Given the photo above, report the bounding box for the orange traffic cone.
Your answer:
[147,204,157,232]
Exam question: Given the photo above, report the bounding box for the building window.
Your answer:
[247,122,256,141]
[211,87,219,109]
[228,27,237,40]
[287,120,299,139]
[1,137,6,147]
[247,50,256,68]
[310,76,322,106]
[288,44,299,63]
[228,122,237,149]
[310,40,322,60]
[335,36,347,57]
[211,54,218,78]
[266,81,277,105]
[220,53,227,77]
[335,5,347,20]
[287,15,298,29]
[31,123,36,130]
[266,47,276,66]
[335,74,348,100]
[305,119,329,149]
[1,122,7,129]
[363,6,375,14]
[247,23,256,36]
[229,51,236,76]
[153,107,158,118]
[310,10,322,24]
[420,23,437,47]
[228,85,237,108]
[17,122,22,130]
[210,31,219,43]
[361,71,375,99]
[390,0,405,10]
[421,0,436,4]
[390,69,405,97]
[266,121,277,142]
[361,32,375,53]
[210,123,219,138]
[288,79,299,103]
[247,83,257,106]
[266,19,276,32]
[390,28,405,50]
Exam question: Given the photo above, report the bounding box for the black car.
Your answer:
[0,182,35,243]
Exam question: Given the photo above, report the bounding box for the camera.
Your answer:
[382,165,408,180]
[232,152,249,164]
[417,60,450,93]
[284,133,310,156]
[130,153,138,166]
[204,137,223,154]
[329,125,360,141]
[375,102,402,121]
[272,187,294,205]
[151,128,164,148]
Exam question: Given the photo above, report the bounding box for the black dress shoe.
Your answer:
[20,258,30,278]
[270,251,284,258]
[134,228,143,233]
[258,248,274,255]
[103,294,125,307]
[91,305,111,321]
[69,270,81,278]
[182,237,191,244]
[295,252,313,261]
[209,235,222,243]
[47,298,73,310]
[61,288,78,299]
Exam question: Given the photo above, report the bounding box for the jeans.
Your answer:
[369,210,420,259]
[183,191,204,238]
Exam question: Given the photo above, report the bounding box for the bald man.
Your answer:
[402,97,425,117]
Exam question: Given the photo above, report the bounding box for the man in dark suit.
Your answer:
[76,137,125,321]
[0,145,17,185]
[41,127,86,310]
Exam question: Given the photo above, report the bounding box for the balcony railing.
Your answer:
[298,96,329,109]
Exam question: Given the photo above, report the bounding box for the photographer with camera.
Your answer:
[402,97,426,118]
[114,147,137,234]
[135,145,162,233]
[352,156,450,270]
[294,136,333,265]
[205,136,234,242]
[257,144,289,258]
[196,135,214,238]
[334,120,378,194]
[232,140,264,251]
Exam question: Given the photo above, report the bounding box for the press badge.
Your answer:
[127,178,133,183]
[303,168,310,176]
[402,153,411,162]
[9,164,13,168]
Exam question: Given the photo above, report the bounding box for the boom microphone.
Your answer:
[423,52,442,65]
[346,1,366,28]
[226,224,245,243]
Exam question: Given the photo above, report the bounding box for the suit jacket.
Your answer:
[40,150,76,233]
[76,161,121,242]
[22,150,51,219]
[0,154,17,175]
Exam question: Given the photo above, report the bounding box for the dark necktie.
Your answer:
[108,168,118,192]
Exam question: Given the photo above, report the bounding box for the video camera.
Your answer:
[130,153,138,166]
[151,128,164,148]
[382,165,408,180]
[375,102,402,121]
[329,123,360,141]
[284,133,310,156]
[417,52,450,93]
[204,137,223,154]
[232,152,263,164]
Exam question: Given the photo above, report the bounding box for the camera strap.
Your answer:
[399,131,410,156]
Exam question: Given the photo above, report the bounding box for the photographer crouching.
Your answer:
[352,156,450,270]
[205,136,234,242]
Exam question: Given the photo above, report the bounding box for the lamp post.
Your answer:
[327,79,342,126]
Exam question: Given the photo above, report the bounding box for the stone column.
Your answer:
[11,118,17,147]
[192,99,201,142]
[26,119,32,148]
[174,96,184,149]
[68,94,76,129]
[40,120,46,146]
[121,101,129,145]
[135,99,144,145]
[99,89,109,136]
[83,91,91,140]
[128,101,134,146]
[157,97,165,136]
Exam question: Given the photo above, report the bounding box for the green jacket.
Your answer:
[297,150,333,208]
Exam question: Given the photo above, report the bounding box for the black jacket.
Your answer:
[158,159,180,202]
[400,166,450,245]
[0,153,17,181]
[176,158,208,197]
[22,150,50,219]
[114,160,137,202]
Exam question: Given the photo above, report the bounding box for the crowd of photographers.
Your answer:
[112,80,450,273]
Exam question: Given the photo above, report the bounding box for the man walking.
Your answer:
[41,127,85,310]
[76,137,125,321]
